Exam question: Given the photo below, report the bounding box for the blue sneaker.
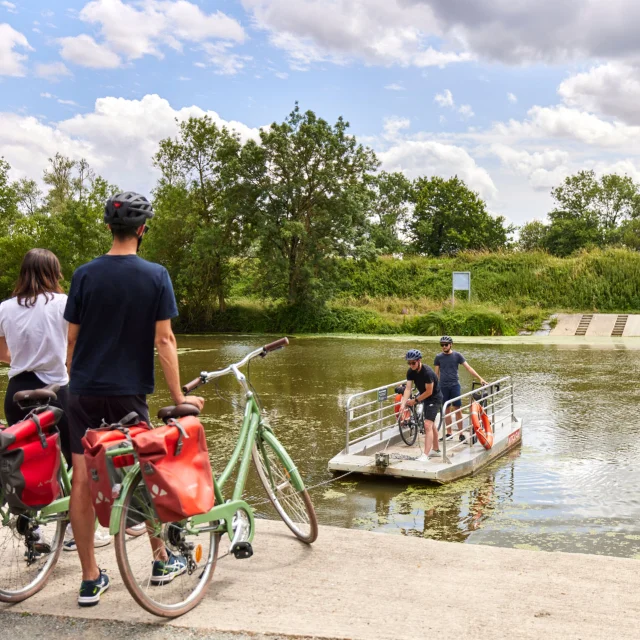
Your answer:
[151,551,187,585]
[78,569,110,607]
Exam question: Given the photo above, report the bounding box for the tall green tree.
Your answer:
[148,116,262,324]
[257,105,379,305]
[546,170,640,255]
[409,176,512,256]
[367,171,412,254]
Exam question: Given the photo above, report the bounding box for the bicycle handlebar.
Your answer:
[181,337,289,393]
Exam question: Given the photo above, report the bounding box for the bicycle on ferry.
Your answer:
[0,337,317,617]
[394,383,425,446]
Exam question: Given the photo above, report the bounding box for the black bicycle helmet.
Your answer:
[405,349,422,361]
[440,335,453,344]
[104,191,154,228]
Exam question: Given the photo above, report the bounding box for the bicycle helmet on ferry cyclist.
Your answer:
[405,349,422,361]
[440,335,453,345]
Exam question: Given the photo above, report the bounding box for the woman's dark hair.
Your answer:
[12,248,63,307]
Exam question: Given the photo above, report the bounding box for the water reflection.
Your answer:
[2,334,639,558]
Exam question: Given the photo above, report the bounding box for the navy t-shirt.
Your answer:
[64,255,178,396]
[434,351,466,387]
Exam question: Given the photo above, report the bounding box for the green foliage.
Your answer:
[409,176,513,256]
[518,219,548,252]
[256,104,379,305]
[367,171,412,254]
[546,170,640,256]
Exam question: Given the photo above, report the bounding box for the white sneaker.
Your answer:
[64,524,111,552]
[415,453,430,462]
[428,449,442,458]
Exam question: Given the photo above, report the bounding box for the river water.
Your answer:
[3,335,640,559]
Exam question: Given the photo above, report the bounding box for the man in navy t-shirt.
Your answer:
[434,335,486,441]
[64,192,204,608]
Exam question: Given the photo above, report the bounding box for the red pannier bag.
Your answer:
[132,416,214,523]
[0,407,63,512]
[82,412,151,527]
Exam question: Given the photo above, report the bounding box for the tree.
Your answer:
[546,170,640,255]
[149,116,262,323]
[367,171,412,254]
[409,176,512,256]
[518,219,548,252]
[257,105,379,305]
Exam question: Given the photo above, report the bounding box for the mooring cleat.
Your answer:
[231,541,253,559]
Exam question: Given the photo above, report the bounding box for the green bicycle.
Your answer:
[0,337,318,618]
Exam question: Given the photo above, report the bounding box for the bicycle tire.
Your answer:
[252,434,318,544]
[398,407,418,446]
[114,468,219,618]
[0,485,67,603]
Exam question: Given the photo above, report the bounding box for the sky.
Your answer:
[2,0,640,227]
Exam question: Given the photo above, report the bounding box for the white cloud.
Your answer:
[60,0,246,69]
[200,42,251,75]
[378,139,497,200]
[384,83,405,91]
[435,89,474,118]
[507,92,517,104]
[59,34,121,68]
[434,89,454,108]
[40,92,54,99]
[558,62,640,125]
[58,99,78,106]
[383,116,410,139]
[242,0,473,69]
[0,23,32,76]
[35,61,72,80]
[490,144,571,190]
[0,94,261,194]
[458,104,474,119]
[2,2,17,13]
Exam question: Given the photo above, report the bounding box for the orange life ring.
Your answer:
[470,402,493,450]
[394,393,403,417]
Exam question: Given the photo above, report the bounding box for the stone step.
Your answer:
[611,314,629,337]
[575,314,594,336]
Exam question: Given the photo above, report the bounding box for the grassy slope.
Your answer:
[183,249,640,336]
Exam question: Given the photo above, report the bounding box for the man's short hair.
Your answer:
[110,225,139,241]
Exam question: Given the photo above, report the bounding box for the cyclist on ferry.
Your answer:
[63,191,204,607]
[401,348,442,461]
[434,336,486,441]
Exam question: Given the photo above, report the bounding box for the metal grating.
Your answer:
[575,314,593,336]
[611,314,628,337]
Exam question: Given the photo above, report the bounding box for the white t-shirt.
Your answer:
[0,293,69,385]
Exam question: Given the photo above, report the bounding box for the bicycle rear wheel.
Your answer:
[252,432,318,544]
[0,489,66,603]
[398,407,418,446]
[114,469,219,618]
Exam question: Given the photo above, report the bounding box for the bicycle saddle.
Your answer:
[157,403,201,422]
[13,384,60,405]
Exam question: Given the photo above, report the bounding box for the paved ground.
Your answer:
[1,519,639,640]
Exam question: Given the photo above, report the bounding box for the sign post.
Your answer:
[452,271,471,307]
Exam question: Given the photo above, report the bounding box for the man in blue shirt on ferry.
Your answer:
[434,335,486,441]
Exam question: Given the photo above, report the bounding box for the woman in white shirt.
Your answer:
[0,248,70,463]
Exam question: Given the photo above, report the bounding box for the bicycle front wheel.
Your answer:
[398,408,418,446]
[114,469,219,618]
[252,434,318,544]
[0,489,66,603]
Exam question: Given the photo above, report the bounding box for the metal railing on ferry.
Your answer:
[439,376,516,463]
[343,379,406,454]
[344,375,516,461]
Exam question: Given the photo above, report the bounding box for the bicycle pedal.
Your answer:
[231,541,253,559]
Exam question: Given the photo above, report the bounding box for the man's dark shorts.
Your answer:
[441,384,462,408]
[67,393,151,455]
[420,397,442,422]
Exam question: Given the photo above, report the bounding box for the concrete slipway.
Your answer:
[2,519,639,640]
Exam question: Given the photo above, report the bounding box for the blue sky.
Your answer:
[2,0,640,226]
